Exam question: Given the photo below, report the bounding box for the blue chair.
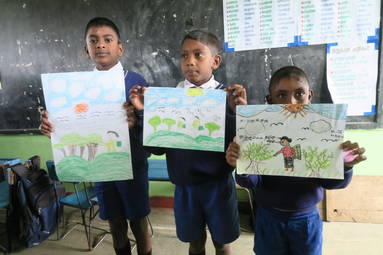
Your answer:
[0,158,21,253]
[148,159,169,181]
[46,161,108,251]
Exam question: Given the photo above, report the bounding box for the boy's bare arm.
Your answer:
[226,138,240,167]
[39,110,54,138]
[225,84,247,112]
[129,85,147,111]
[341,141,367,168]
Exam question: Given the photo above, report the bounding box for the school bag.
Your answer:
[8,155,65,249]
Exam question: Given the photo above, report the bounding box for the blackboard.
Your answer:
[0,0,382,133]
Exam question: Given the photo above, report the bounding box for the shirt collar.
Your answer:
[93,61,123,72]
[177,75,219,89]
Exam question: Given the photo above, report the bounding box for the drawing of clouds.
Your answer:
[245,122,265,135]
[167,98,180,104]
[69,82,85,98]
[201,99,217,107]
[85,88,101,99]
[50,78,67,93]
[51,97,67,107]
[104,90,122,102]
[184,97,197,104]
[310,120,332,133]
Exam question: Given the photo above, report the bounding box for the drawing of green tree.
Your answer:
[162,118,176,131]
[303,147,334,177]
[241,142,274,174]
[149,116,161,131]
[204,122,221,136]
[85,133,103,161]
[59,133,85,156]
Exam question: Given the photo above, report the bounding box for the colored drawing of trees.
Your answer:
[303,147,334,177]
[241,142,274,174]
[85,133,103,161]
[162,118,176,131]
[205,122,220,136]
[149,116,161,131]
[54,132,103,161]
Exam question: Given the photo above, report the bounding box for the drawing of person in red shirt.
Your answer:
[274,136,295,171]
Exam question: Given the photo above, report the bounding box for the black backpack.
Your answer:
[8,156,65,249]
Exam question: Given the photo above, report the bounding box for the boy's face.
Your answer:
[268,77,313,104]
[85,25,124,71]
[180,39,221,86]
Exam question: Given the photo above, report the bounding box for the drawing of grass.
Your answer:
[56,152,132,182]
[144,130,224,152]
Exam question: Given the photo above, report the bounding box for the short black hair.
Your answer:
[181,30,220,55]
[84,17,121,40]
[280,136,292,143]
[269,66,309,93]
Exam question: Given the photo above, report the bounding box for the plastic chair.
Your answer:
[235,183,256,232]
[46,161,108,251]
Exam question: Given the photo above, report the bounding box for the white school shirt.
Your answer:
[176,75,221,89]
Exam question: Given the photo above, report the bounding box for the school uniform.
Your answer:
[94,62,150,221]
[236,167,353,255]
[146,76,240,244]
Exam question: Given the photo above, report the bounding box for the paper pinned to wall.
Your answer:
[41,70,133,182]
[143,87,226,152]
[326,42,378,116]
[223,0,380,51]
[236,104,347,179]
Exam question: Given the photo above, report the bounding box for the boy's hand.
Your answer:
[123,102,137,129]
[39,110,54,138]
[341,141,367,168]
[226,137,241,167]
[129,85,147,111]
[225,84,247,112]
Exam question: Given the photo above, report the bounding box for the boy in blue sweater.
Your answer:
[129,30,247,255]
[40,17,152,255]
[225,66,367,255]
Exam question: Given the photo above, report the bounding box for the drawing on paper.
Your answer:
[143,87,226,152]
[41,70,133,182]
[236,104,347,179]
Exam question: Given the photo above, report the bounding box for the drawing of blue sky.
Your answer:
[41,70,125,114]
[145,87,226,111]
[237,104,347,120]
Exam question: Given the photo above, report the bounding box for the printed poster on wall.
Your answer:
[41,70,133,182]
[236,104,347,179]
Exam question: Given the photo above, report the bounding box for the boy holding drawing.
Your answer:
[130,30,246,255]
[225,66,367,255]
[40,17,152,255]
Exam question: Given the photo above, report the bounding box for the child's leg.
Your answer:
[212,240,232,255]
[109,217,131,255]
[189,230,207,255]
[130,216,152,255]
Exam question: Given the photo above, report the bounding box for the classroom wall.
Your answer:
[1,129,382,197]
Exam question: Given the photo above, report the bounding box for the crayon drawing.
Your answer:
[41,70,133,182]
[144,87,226,152]
[236,104,347,179]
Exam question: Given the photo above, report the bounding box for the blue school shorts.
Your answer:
[174,175,240,245]
[255,207,323,255]
[94,162,150,221]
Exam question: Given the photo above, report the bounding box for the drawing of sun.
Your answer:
[281,104,309,118]
[186,88,204,97]
[74,103,89,114]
